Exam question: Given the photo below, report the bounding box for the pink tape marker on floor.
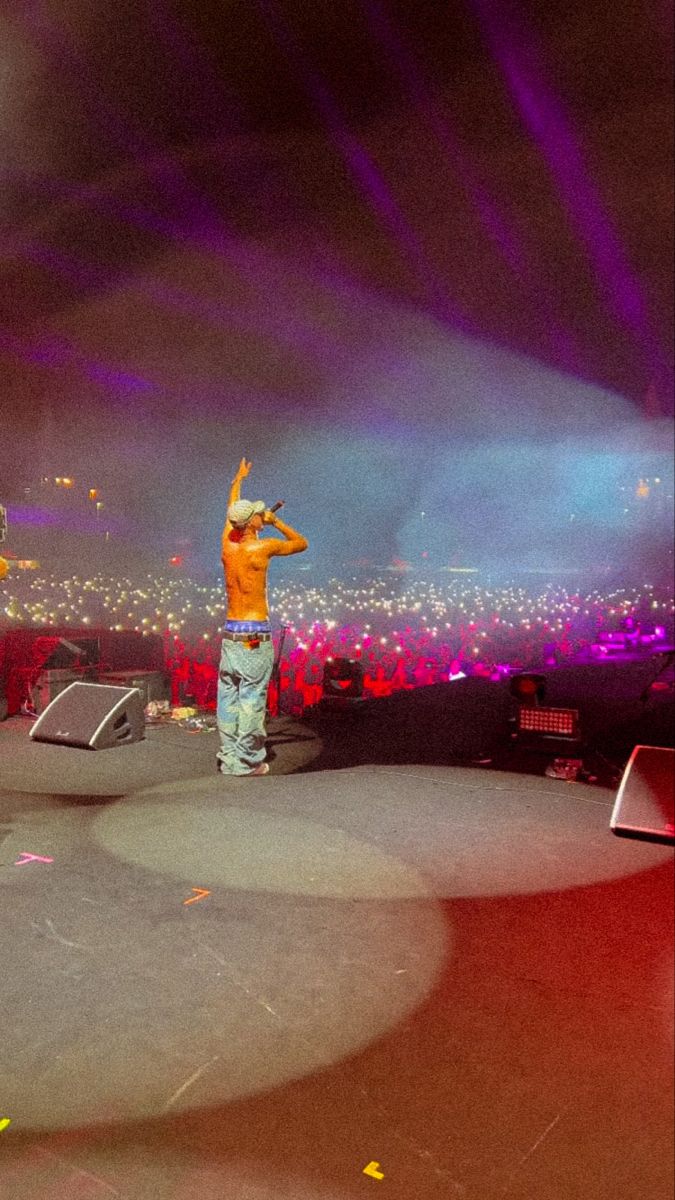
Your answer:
[14,852,54,866]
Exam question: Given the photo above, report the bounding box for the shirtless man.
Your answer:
[217,457,308,775]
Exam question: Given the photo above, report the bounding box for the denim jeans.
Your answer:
[216,636,274,775]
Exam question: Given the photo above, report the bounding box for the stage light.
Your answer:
[321,657,364,701]
[509,673,547,705]
[517,707,579,738]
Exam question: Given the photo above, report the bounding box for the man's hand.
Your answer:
[261,512,308,556]
[227,457,252,518]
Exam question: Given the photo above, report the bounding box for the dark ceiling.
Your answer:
[0,0,673,425]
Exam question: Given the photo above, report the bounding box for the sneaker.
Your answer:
[217,761,270,776]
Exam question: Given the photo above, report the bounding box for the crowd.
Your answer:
[1,571,673,714]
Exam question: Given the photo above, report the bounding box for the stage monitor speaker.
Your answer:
[29,682,145,749]
[98,669,171,707]
[322,658,364,700]
[40,636,101,670]
[610,745,674,845]
[31,668,80,715]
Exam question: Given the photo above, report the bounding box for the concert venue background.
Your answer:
[0,10,674,1200]
[1,0,673,645]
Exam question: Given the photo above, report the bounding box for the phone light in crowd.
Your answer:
[88,489,98,501]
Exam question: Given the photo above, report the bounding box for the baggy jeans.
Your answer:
[216,637,274,774]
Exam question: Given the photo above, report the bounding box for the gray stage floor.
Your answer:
[0,714,672,1200]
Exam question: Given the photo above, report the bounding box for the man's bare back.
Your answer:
[222,459,308,621]
[222,536,273,621]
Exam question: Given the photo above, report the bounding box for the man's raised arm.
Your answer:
[228,458,251,508]
[263,511,308,556]
[223,457,252,540]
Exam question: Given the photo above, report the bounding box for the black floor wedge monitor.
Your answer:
[611,745,674,845]
[29,682,145,749]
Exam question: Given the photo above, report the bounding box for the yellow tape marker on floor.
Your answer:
[363,1161,384,1180]
[0,1119,11,1132]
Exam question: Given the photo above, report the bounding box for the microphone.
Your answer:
[270,500,285,513]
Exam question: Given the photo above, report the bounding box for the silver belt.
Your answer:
[223,631,272,643]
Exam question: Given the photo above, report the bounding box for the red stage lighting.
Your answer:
[509,673,547,705]
[517,707,579,738]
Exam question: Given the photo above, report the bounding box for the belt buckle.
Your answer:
[247,636,261,649]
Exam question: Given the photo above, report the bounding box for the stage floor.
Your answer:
[0,715,672,1200]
